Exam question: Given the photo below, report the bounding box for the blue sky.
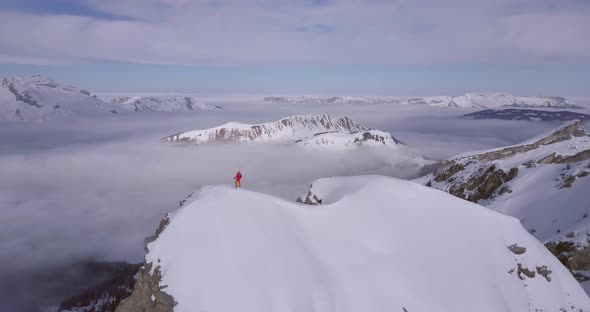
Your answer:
[0,0,589,95]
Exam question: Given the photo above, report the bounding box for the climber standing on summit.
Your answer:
[234,170,242,188]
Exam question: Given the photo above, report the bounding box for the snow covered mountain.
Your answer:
[161,114,431,167]
[401,93,581,108]
[161,115,370,144]
[263,94,580,109]
[115,176,590,312]
[461,108,590,122]
[107,96,220,112]
[419,120,590,288]
[0,75,120,121]
[264,96,397,104]
[0,76,222,122]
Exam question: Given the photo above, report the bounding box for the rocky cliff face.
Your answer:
[114,215,176,312]
[421,120,590,288]
[56,262,141,312]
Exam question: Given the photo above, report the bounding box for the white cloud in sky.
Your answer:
[0,0,588,66]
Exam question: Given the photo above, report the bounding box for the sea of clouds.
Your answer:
[1,97,586,311]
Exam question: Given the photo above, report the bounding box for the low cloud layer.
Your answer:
[0,0,589,66]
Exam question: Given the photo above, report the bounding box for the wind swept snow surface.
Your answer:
[142,176,590,312]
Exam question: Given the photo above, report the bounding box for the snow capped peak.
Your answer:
[117,176,590,312]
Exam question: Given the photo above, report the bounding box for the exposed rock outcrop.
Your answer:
[56,262,141,312]
[296,187,322,205]
[114,214,177,312]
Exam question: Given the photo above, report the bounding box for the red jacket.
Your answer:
[235,172,242,180]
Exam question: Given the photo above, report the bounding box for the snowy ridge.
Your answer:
[161,114,369,144]
[453,120,590,161]
[117,176,590,312]
[0,75,120,121]
[400,93,580,108]
[108,96,220,112]
[264,96,395,105]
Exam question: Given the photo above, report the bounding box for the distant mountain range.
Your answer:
[461,108,590,121]
[106,96,220,112]
[265,94,582,109]
[0,76,220,122]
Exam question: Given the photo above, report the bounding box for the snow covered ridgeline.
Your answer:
[423,120,590,202]
[265,93,581,108]
[400,93,581,108]
[107,96,220,112]
[115,176,590,312]
[0,75,220,121]
[162,114,373,144]
[0,75,120,121]
[264,96,393,104]
[420,120,590,287]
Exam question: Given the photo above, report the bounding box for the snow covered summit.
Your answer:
[116,176,590,312]
[0,75,120,121]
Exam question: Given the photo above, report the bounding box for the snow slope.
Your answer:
[120,176,590,312]
[422,120,590,240]
[107,96,220,112]
[419,120,590,287]
[0,75,120,122]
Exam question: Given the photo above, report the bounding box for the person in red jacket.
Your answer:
[234,170,242,188]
